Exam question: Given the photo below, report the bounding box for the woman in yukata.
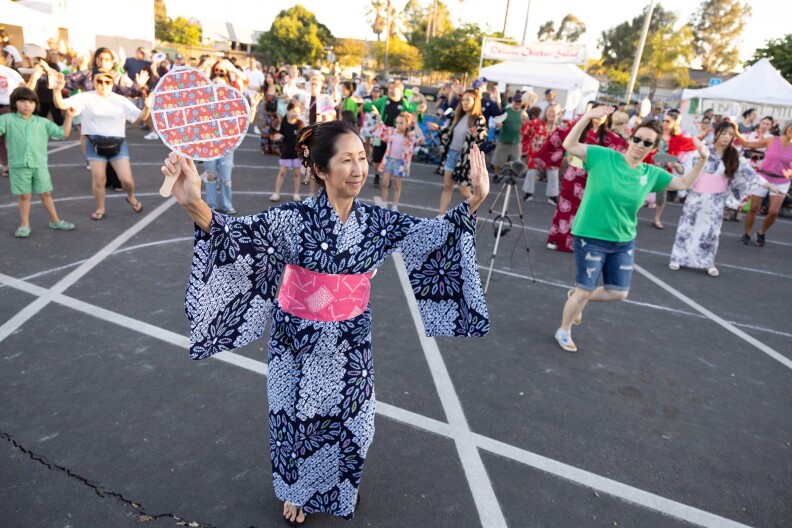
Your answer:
[669,121,784,276]
[159,120,491,525]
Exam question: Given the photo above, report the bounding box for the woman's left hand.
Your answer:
[468,144,489,212]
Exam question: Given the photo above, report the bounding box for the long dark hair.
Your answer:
[449,89,482,131]
[579,102,611,146]
[295,120,362,187]
[714,121,739,179]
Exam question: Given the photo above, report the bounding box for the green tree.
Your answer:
[403,0,453,47]
[368,0,387,41]
[154,0,167,22]
[537,21,555,41]
[536,14,586,42]
[690,0,752,73]
[746,34,792,82]
[639,24,694,99]
[421,23,486,74]
[598,4,676,71]
[257,5,334,65]
[334,38,369,68]
[373,38,422,71]
[156,16,202,46]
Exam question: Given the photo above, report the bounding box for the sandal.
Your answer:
[14,225,31,238]
[126,197,143,213]
[91,211,106,221]
[652,221,664,229]
[49,220,75,231]
[283,503,306,526]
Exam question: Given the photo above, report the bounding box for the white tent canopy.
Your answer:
[681,59,792,107]
[479,60,599,113]
[479,61,599,93]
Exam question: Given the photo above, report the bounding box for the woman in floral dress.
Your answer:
[537,103,625,252]
[669,122,783,276]
[160,120,490,525]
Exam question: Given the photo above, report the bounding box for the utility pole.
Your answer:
[502,0,511,35]
[520,0,532,45]
[625,0,655,106]
[384,0,391,80]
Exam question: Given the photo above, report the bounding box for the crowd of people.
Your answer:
[3,33,792,526]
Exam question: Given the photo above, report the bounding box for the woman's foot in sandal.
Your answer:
[283,501,306,526]
[126,197,143,213]
[91,211,106,221]
[652,220,664,229]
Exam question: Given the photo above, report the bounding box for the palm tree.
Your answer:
[368,0,387,41]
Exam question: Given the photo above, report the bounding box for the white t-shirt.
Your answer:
[0,65,25,105]
[244,68,265,90]
[64,91,141,137]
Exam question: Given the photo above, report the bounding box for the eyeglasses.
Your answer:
[213,69,227,75]
[630,136,655,148]
[95,79,113,85]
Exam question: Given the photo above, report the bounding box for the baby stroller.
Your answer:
[415,115,443,165]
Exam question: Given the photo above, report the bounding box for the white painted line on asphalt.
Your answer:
[636,248,792,279]
[46,140,81,154]
[0,270,760,528]
[0,272,266,376]
[391,252,507,528]
[473,434,751,528]
[0,198,176,347]
[634,264,792,371]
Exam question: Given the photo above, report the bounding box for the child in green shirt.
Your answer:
[0,87,75,238]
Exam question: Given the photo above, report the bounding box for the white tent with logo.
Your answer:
[478,60,600,113]
[681,58,792,107]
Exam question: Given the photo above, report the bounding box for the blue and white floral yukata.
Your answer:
[185,190,489,519]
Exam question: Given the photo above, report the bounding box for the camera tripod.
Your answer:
[478,160,536,293]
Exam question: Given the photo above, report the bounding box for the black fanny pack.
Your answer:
[90,136,125,157]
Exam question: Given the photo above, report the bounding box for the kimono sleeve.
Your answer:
[730,157,760,199]
[185,207,301,359]
[398,200,489,337]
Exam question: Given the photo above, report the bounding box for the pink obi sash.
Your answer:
[277,264,374,322]
[692,171,728,194]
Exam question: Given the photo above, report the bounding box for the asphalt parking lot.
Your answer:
[1,130,790,527]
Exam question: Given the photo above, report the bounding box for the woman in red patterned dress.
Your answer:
[537,103,625,251]
[522,103,561,203]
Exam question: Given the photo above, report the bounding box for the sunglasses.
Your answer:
[213,69,227,75]
[95,79,113,85]
[630,136,655,148]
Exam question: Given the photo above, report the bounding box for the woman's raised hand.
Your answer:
[693,137,710,159]
[161,152,202,206]
[468,144,489,212]
[585,105,614,120]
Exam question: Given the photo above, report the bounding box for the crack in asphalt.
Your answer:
[0,430,241,528]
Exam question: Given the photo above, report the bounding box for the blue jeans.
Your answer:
[573,236,636,292]
[204,152,234,211]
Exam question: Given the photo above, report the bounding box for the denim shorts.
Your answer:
[383,157,405,177]
[443,149,461,173]
[573,236,636,292]
[279,157,301,169]
[85,136,129,162]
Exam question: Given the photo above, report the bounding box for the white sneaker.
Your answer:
[144,131,159,140]
[554,328,577,352]
[253,126,261,135]
[292,194,301,201]
[669,262,680,271]
[546,242,557,250]
[373,196,385,207]
[707,267,719,277]
[391,205,399,211]
[270,193,280,202]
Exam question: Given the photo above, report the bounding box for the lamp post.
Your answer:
[502,0,511,35]
[624,0,655,106]
[383,0,391,80]
[520,0,533,45]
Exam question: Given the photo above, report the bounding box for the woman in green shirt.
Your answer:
[554,105,710,352]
